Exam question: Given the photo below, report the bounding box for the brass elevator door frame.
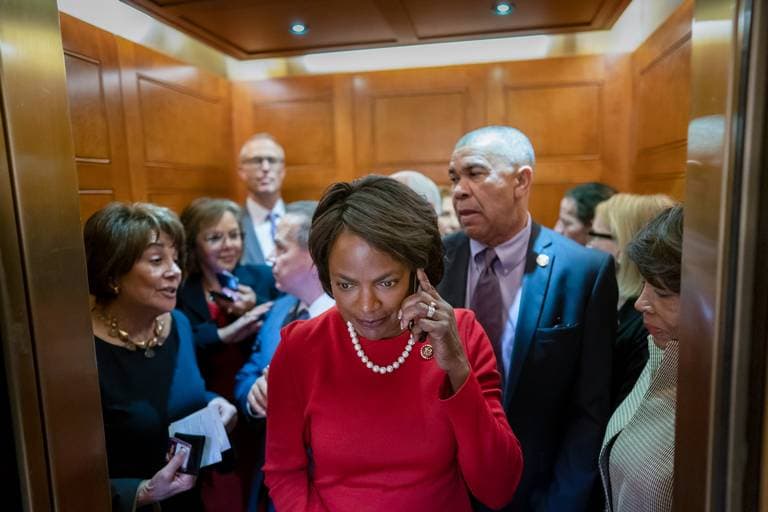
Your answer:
[677,0,768,509]
[0,0,110,509]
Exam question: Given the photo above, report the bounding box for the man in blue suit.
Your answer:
[234,200,334,510]
[437,126,617,512]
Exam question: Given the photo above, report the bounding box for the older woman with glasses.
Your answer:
[177,198,279,511]
[598,205,683,512]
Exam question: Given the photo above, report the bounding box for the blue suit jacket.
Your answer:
[233,293,300,415]
[242,210,267,265]
[438,224,616,512]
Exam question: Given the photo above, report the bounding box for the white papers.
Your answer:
[168,403,231,467]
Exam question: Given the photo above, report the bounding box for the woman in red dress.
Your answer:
[264,175,523,511]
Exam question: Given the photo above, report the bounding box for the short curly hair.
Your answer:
[626,205,684,293]
[84,202,185,303]
[309,175,444,297]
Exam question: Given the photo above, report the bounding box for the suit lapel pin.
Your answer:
[536,254,550,268]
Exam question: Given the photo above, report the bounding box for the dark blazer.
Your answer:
[242,211,266,265]
[438,224,617,512]
[176,264,279,349]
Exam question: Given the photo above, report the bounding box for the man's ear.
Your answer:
[514,166,533,198]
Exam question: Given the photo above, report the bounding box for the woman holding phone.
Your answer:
[84,202,237,511]
[264,176,523,511]
[177,198,279,511]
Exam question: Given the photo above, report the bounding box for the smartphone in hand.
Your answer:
[209,289,235,303]
[216,270,239,291]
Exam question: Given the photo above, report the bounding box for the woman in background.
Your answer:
[178,198,279,511]
[588,193,675,408]
[265,176,523,511]
[554,182,616,245]
[84,202,237,511]
[599,205,683,512]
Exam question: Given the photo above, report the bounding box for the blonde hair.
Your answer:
[594,193,676,300]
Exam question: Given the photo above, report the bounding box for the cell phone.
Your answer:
[216,270,239,291]
[167,434,205,475]
[409,271,419,295]
[407,270,429,342]
[209,289,235,303]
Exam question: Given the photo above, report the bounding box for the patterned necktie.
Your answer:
[470,248,504,373]
[268,211,279,241]
[281,302,309,328]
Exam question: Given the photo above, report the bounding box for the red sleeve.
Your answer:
[263,323,329,512]
[439,310,524,510]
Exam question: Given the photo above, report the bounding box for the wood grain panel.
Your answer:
[118,37,235,204]
[505,83,601,157]
[353,65,486,182]
[372,92,465,165]
[529,182,573,230]
[233,74,352,203]
[121,0,631,58]
[60,14,133,214]
[635,38,691,151]
[634,175,686,199]
[78,191,115,223]
[252,99,335,167]
[64,54,110,161]
[138,76,228,167]
[629,0,692,200]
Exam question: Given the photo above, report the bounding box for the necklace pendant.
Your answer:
[420,344,434,360]
[144,347,155,358]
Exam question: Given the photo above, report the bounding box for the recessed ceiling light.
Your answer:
[493,1,514,16]
[290,22,309,35]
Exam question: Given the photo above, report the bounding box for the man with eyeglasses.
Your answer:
[238,133,287,266]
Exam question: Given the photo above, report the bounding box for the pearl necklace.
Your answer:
[347,321,415,375]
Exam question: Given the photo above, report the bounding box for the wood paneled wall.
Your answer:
[61,14,235,221]
[233,55,634,228]
[630,0,692,199]
[63,0,692,227]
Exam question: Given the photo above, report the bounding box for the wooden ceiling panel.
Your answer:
[121,0,632,59]
[402,0,604,40]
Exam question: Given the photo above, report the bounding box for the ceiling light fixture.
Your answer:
[289,22,309,35]
[492,1,514,16]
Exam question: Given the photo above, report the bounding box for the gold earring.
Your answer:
[110,282,120,295]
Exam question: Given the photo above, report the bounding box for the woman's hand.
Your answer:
[136,450,196,506]
[217,284,257,317]
[247,366,269,417]
[208,396,238,433]
[217,301,273,344]
[399,269,470,392]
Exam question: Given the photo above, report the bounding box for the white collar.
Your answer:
[306,293,335,318]
[246,197,285,223]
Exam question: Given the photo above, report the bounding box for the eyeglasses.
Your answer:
[241,156,284,167]
[588,230,614,241]
[203,230,242,246]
